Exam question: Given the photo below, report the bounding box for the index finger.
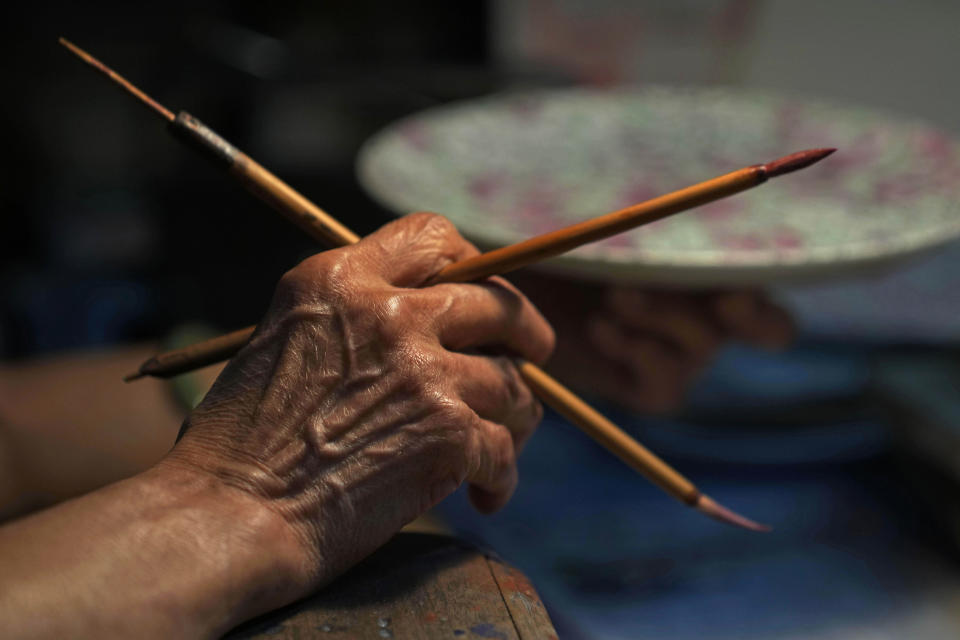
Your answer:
[425,277,555,365]
[710,291,794,350]
[360,212,481,288]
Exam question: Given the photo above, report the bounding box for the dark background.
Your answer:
[6,2,960,357]
[4,4,960,638]
[1,1,500,358]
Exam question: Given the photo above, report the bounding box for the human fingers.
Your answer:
[423,279,555,365]
[359,212,481,288]
[450,353,543,452]
[710,291,795,350]
[605,288,722,365]
[463,417,520,514]
[269,212,481,315]
[588,315,689,412]
[748,296,795,349]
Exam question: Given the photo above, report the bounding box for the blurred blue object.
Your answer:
[438,339,960,639]
[439,410,958,639]
[686,344,870,411]
[598,343,889,466]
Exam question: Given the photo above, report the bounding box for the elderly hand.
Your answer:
[0,213,555,637]
[514,274,793,413]
[167,213,554,587]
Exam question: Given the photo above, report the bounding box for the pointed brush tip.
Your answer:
[57,37,176,122]
[807,147,837,162]
[764,147,836,177]
[58,37,86,58]
[694,495,772,533]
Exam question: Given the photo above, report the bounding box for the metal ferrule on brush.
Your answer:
[168,111,239,168]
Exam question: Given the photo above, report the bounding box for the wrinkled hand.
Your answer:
[515,274,793,413]
[166,213,554,587]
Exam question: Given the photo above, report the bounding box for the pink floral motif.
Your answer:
[619,181,659,208]
[700,150,739,169]
[824,132,882,174]
[516,183,564,234]
[713,231,765,251]
[772,227,803,249]
[915,131,955,161]
[360,87,960,280]
[872,174,926,204]
[601,231,634,249]
[507,96,545,121]
[935,166,960,190]
[694,198,742,222]
[468,173,505,203]
[400,122,431,151]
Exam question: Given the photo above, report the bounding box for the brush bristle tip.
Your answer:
[764,147,836,177]
[694,495,771,532]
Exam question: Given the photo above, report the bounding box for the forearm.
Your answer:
[0,344,227,520]
[0,214,554,637]
[0,462,310,639]
[0,345,186,517]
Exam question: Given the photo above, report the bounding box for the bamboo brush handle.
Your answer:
[165,111,706,505]
[518,362,698,503]
[433,167,762,284]
[142,110,765,386]
[62,36,830,529]
[171,112,359,247]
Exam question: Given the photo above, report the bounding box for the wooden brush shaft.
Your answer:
[150,111,728,506]
[169,111,359,248]
[435,166,762,284]
[519,362,699,504]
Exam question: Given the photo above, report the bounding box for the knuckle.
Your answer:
[496,357,528,407]
[431,392,473,431]
[388,213,479,275]
[276,266,313,302]
[376,292,414,327]
[412,211,458,237]
[488,425,518,470]
[414,213,474,256]
[367,292,410,345]
[394,348,454,405]
[278,250,348,303]
[393,353,434,397]
[344,289,423,348]
[392,337,440,386]
[422,396,476,462]
[368,291,435,348]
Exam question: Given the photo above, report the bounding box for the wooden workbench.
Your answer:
[224,533,558,639]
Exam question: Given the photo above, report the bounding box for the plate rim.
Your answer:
[356,85,960,285]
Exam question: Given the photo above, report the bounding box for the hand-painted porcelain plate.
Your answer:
[357,87,960,285]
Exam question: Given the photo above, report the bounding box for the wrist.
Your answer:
[142,459,314,634]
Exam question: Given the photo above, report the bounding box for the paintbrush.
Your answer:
[124,146,831,381]
[61,37,831,531]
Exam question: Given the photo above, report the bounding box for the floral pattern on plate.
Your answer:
[357,87,960,284]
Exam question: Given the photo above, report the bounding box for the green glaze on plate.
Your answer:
[357,87,960,285]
